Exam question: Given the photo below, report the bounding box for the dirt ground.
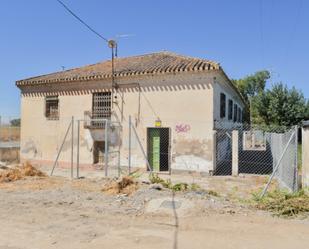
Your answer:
[0,170,308,249]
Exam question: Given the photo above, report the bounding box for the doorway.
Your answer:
[147,128,170,172]
[93,141,104,164]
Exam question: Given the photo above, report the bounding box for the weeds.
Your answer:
[172,183,189,192]
[253,189,309,217]
[149,173,201,192]
[207,190,220,197]
[102,176,138,195]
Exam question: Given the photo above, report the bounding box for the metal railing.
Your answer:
[84,111,111,129]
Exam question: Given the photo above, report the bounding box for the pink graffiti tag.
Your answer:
[175,124,191,133]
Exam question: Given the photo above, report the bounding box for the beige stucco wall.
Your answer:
[213,73,245,129]
[19,70,242,172]
[20,93,93,165]
[115,72,215,172]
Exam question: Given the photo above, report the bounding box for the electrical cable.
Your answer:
[55,0,109,43]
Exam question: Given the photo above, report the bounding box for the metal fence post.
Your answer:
[71,116,74,179]
[118,151,121,178]
[104,119,108,177]
[76,120,80,179]
[128,115,132,174]
[131,123,152,172]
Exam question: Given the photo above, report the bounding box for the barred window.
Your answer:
[45,96,59,120]
[233,104,238,122]
[228,99,233,120]
[220,93,226,118]
[92,92,112,119]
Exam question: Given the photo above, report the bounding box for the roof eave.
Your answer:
[216,67,247,108]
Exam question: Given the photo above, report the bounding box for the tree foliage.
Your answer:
[232,70,270,103]
[233,71,308,127]
[10,118,21,127]
[232,70,270,122]
[254,83,308,127]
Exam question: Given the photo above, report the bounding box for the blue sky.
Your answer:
[0,0,308,117]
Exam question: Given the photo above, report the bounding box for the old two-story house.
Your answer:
[16,52,245,173]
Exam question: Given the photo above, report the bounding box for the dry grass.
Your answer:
[0,162,46,183]
[253,189,309,217]
[102,176,139,195]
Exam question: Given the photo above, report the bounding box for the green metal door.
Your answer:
[147,128,170,172]
[148,129,160,171]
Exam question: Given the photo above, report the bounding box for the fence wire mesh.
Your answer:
[0,114,300,193]
[215,121,299,192]
[0,116,20,165]
[74,118,123,179]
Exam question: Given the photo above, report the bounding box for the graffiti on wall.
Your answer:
[175,124,191,133]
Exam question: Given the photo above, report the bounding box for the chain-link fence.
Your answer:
[0,116,20,165]
[215,121,299,192]
[75,117,122,178]
[4,114,300,194]
[17,115,122,178]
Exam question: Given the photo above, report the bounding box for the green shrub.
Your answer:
[149,173,201,192]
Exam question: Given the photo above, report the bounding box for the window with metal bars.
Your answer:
[45,96,59,120]
[92,92,112,119]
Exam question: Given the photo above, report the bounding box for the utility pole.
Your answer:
[108,40,118,109]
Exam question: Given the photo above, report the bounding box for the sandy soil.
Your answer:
[0,176,308,249]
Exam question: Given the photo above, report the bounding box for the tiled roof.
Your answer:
[16,51,221,86]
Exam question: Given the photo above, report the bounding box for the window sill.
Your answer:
[46,117,59,121]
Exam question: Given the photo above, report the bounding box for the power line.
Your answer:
[55,0,109,43]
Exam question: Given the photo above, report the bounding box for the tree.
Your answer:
[232,70,270,102]
[233,71,308,127]
[253,83,308,127]
[232,70,270,122]
[10,118,21,127]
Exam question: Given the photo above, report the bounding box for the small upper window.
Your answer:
[45,96,59,120]
[220,93,226,118]
[228,99,233,120]
[238,107,241,123]
[240,109,243,123]
[233,104,238,122]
